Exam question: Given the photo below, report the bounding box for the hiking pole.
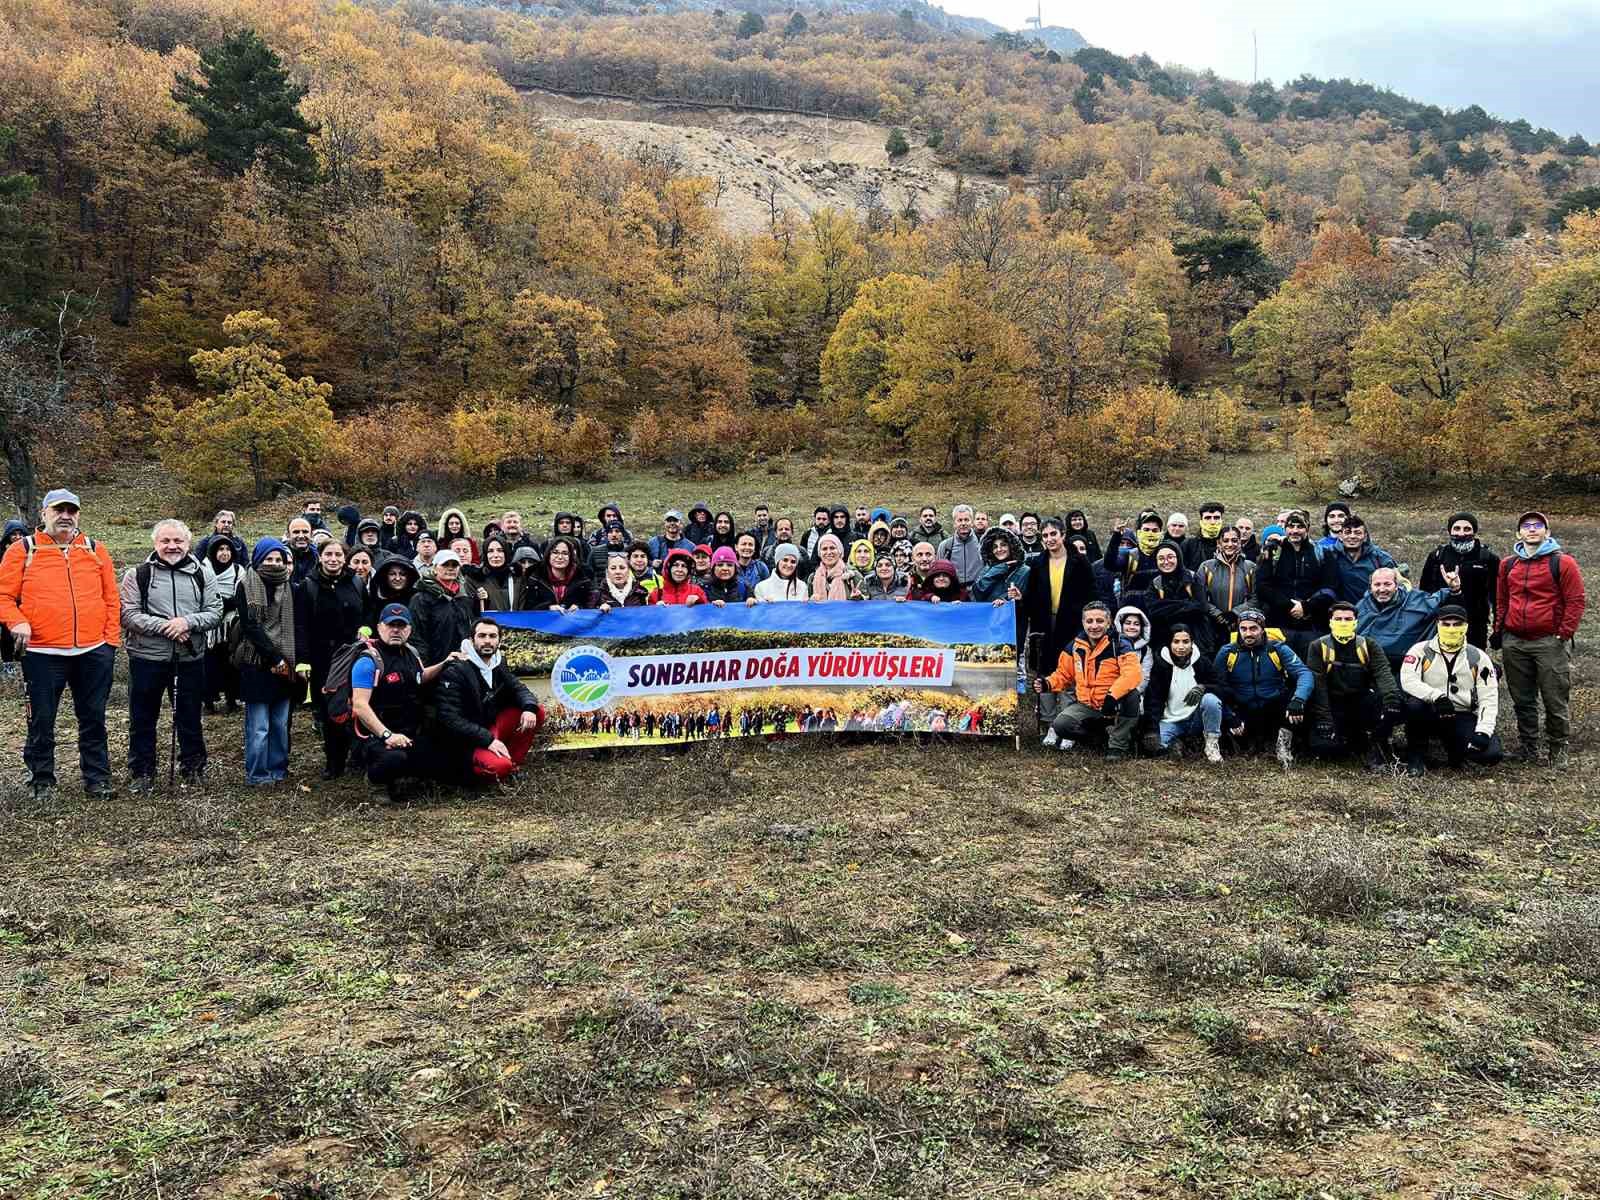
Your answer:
[168,664,179,791]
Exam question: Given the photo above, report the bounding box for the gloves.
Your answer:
[1286,697,1305,717]
[1183,686,1205,705]
[1468,732,1490,752]
[1102,695,1121,717]
[1433,695,1455,716]
[1384,703,1403,718]
[1489,631,1503,651]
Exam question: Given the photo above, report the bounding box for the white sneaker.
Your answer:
[1275,728,1295,768]
[1058,738,1075,752]
[1204,733,1223,764]
[1042,729,1059,748]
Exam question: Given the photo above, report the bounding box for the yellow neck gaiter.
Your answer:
[1200,519,1224,538]
[1437,626,1468,653]
[1137,530,1162,554]
[1329,617,1358,644]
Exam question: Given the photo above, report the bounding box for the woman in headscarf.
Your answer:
[591,552,650,612]
[848,539,876,577]
[437,507,478,564]
[367,554,418,626]
[477,534,519,611]
[1144,541,1213,655]
[754,544,808,601]
[346,546,375,595]
[683,503,715,546]
[890,538,914,576]
[969,528,1030,605]
[908,560,966,603]
[203,535,245,713]
[1065,510,1102,562]
[235,538,302,786]
[810,534,860,600]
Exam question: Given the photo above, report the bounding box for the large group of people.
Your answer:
[0,489,1584,803]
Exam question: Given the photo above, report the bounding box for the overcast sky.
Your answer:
[943,0,1598,137]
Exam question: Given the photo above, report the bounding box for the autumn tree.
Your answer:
[640,307,752,410]
[820,272,929,421]
[872,271,1032,471]
[153,311,335,500]
[171,29,319,184]
[507,291,618,415]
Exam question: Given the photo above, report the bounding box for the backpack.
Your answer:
[20,533,97,570]
[1418,643,1488,708]
[1223,638,1283,675]
[321,637,422,731]
[134,559,205,615]
[1318,638,1369,669]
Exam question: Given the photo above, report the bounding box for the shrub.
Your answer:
[885,127,910,157]
[1261,830,1402,916]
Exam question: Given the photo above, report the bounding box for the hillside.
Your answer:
[1,0,1599,514]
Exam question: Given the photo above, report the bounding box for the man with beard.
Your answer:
[351,604,456,801]
[1419,513,1499,650]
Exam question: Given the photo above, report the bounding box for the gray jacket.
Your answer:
[937,531,984,585]
[119,553,224,662]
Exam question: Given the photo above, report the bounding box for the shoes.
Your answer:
[1548,744,1570,767]
[1365,743,1392,773]
[1057,737,1075,752]
[385,781,405,804]
[1104,749,1127,763]
[1406,756,1427,777]
[1275,728,1295,768]
[1041,729,1058,748]
[179,766,205,786]
[204,701,218,715]
[1203,733,1223,764]
[85,782,116,799]
[127,775,154,795]
[321,766,346,781]
[1164,740,1184,761]
[1518,740,1540,764]
[30,782,54,804]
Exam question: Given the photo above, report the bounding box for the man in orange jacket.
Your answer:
[1033,600,1144,760]
[0,488,121,801]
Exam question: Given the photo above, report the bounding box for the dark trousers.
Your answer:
[365,738,432,785]
[204,642,239,705]
[311,686,353,776]
[1229,699,1288,751]
[128,655,207,779]
[1403,697,1503,767]
[22,644,114,789]
[1320,691,1399,755]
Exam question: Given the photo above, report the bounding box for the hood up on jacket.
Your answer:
[371,553,420,602]
[921,559,965,602]
[354,517,383,546]
[1114,604,1151,652]
[398,510,427,538]
[511,545,541,574]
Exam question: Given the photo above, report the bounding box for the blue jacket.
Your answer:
[735,558,770,593]
[1357,586,1449,661]
[1329,539,1398,604]
[1213,638,1314,711]
[648,533,695,565]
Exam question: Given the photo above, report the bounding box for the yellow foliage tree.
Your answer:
[153,311,335,501]
[507,290,618,412]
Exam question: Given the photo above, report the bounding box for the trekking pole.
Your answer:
[167,668,178,790]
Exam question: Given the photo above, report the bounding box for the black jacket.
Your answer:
[409,576,481,666]
[434,655,539,767]
[1305,634,1401,725]
[293,569,366,679]
[1257,539,1337,633]
[1419,541,1499,636]
[1018,551,1098,675]
[1143,649,1220,731]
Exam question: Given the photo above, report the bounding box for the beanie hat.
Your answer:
[773,542,801,563]
[1261,524,1287,541]
[251,537,288,568]
[1447,511,1479,533]
[710,546,737,566]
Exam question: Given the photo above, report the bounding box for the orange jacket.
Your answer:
[0,530,121,651]
[1045,632,1142,708]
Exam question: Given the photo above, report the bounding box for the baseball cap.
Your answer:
[1437,604,1469,623]
[433,550,462,567]
[379,603,412,625]
[42,488,80,510]
[664,509,684,521]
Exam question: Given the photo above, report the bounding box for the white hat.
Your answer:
[433,550,462,567]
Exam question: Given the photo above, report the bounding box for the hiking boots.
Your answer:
[30,782,54,804]
[85,782,116,800]
[1406,756,1427,777]
[127,775,154,796]
[1203,733,1223,764]
[180,766,206,787]
[1365,742,1393,773]
[1548,743,1570,767]
[1275,728,1295,768]
[1518,739,1541,764]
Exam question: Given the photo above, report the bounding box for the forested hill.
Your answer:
[1,0,1598,513]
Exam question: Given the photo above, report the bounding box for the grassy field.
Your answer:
[3,451,1599,1198]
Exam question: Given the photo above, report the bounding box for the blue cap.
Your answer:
[42,488,81,510]
[379,603,412,626]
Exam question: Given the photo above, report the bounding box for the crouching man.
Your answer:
[1033,600,1142,762]
[1400,604,1502,777]
[1304,599,1403,771]
[350,603,454,801]
[435,617,546,783]
[1213,608,1313,768]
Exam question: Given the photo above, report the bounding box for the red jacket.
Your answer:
[1496,550,1585,640]
[649,549,706,606]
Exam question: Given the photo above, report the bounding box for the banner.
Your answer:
[494,601,1019,749]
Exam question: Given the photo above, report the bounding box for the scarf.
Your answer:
[811,560,854,600]
[605,574,635,605]
[239,565,295,668]
[458,638,501,687]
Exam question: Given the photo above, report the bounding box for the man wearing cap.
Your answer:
[351,604,454,801]
[1494,510,1586,765]
[409,549,481,668]
[649,510,694,569]
[1400,605,1503,776]
[0,488,121,801]
[378,505,403,553]
[120,518,224,791]
[1257,508,1337,656]
[1420,513,1499,650]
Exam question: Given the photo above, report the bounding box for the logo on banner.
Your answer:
[551,644,615,711]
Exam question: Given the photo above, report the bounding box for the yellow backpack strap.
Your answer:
[1268,647,1282,672]
[1320,640,1333,669]
[1356,639,1368,667]
[1224,647,1239,671]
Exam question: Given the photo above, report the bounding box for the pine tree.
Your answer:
[171,29,318,185]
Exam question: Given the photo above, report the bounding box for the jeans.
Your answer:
[22,645,114,789]
[128,656,207,779]
[1158,693,1223,747]
[244,698,291,784]
[1501,633,1571,748]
